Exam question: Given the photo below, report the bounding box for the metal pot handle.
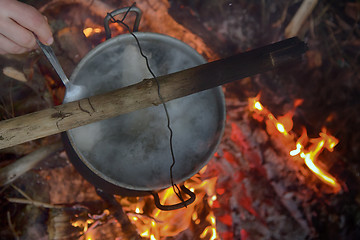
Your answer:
[104,6,142,40]
[151,185,196,211]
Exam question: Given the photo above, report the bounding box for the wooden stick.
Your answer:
[0,37,307,149]
[7,197,65,209]
[0,141,63,186]
[285,0,318,38]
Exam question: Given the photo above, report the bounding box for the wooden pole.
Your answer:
[0,37,307,149]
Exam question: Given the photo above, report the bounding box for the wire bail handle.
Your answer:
[104,6,142,40]
[151,185,196,211]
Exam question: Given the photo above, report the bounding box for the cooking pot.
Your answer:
[61,7,226,210]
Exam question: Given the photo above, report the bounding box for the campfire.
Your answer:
[1,0,359,240]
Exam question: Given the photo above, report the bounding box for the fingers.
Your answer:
[0,0,53,54]
[7,1,53,46]
[0,33,30,54]
[0,16,37,50]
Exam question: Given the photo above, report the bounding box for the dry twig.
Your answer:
[7,197,65,209]
[285,0,318,38]
[7,211,19,240]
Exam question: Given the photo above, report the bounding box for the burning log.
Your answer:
[0,37,307,149]
[40,0,216,60]
[135,0,217,60]
[96,190,143,240]
[215,116,314,238]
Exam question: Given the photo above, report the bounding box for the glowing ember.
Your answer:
[254,101,263,111]
[248,93,341,192]
[302,152,338,186]
[83,27,102,37]
[276,123,286,134]
[290,142,302,156]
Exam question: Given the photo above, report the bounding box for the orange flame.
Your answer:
[249,94,293,138]
[70,176,220,240]
[248,94,341,192]
[293,129,341,192]
[119,172,219,240]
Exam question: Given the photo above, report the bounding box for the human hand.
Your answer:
[0,0,53,55]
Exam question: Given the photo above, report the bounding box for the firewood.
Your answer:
[2,67,27,82]
[96,190,143,240]
[285,0,318,38]
[135,0,217,61]
[0,141,63,186]
[0,37,307,149]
